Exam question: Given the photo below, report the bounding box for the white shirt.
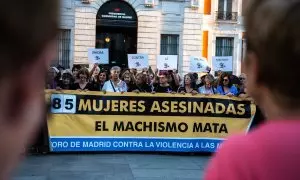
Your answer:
[102,80,127,92]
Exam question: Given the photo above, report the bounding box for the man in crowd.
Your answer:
[0,0,58,179]
[205,0,300,179]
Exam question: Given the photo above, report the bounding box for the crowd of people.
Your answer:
[46,63,248,97]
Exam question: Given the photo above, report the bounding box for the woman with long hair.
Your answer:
[89,63,100,83]
[96,70,108,91]
[122,73,135,92]
[216,73,239,96]
[177,74,198,95]
[71,68,93,91]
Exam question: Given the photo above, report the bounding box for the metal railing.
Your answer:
[52,29,71,68]
[215,11,238,21]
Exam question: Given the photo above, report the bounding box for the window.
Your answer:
[216,0,237,21]
[160,34,179,55]
[216,37,234,56]
[215,37,234,75]
[53,29,71,68]
[218,0,232,12]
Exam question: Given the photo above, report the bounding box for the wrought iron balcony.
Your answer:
[215,11,238,22]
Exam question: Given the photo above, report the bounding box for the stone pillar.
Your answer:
[73,5,97,65]
[182,8,203,74]
[137,10,161,70]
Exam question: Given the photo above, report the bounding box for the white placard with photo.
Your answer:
[157,55,178,70]
[190,56,209,72]
[127,54,149,69]
[212,56,233,72]
[88,48,109,64]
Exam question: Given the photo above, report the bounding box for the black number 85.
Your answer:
[52,98,74,110]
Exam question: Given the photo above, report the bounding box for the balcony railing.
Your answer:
[215,11,238,21]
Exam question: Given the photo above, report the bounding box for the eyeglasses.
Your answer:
[223,79,229,82]
[79,76,87,79]
[239,77,245,80]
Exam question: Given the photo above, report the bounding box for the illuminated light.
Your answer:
[105,37,110,43]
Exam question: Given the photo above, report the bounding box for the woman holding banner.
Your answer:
[131,73,152,93]
[198,74,216,95]
[102,66,127,93]
[72,68,93,91]
[177,74,197,95]
[216,73,239,96]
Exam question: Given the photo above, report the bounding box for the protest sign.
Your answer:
[157,55,178,70]
[88,48,109,64]
[128,54,148,69]
[46,90,256,153]
[212,56,233,72]
[190,56,209,72]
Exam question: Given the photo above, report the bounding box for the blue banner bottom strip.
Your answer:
[49,137,224,153]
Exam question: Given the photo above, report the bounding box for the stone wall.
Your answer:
[137,10,161,69]
[182,8,203,74]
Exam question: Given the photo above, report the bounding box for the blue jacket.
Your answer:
[216,85,239,96]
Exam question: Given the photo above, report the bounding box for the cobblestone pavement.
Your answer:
[13,153,211,180]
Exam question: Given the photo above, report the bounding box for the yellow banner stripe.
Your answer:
[48,114,250,138]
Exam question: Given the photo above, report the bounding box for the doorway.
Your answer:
[96,0,138,69]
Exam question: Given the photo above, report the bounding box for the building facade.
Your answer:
[202,0,245,75]
[56,0,244,75]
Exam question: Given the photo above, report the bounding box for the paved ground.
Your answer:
[13,153,211,180]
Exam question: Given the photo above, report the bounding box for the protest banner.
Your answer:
[46,90,256,153]
[212,56,233,72]
[190,56,209,72]
[88,48,109,64]
[128,54,148,69]
[157,55,178,70]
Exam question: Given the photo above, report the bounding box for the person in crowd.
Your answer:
[46,67,59,89]
[192,73,201,89]
[148,73,155,85]
[130,68,138,76]
[102,66,127,92]
[216,70,223,80]
[122,68,130,76]
[57,69,74,90]
[198,74,216,95]
[122,73,135,92]
[237,73,247,97]
[131,73,152,93]
[216,73,239,96]
[204,0,300,179]
[173,69,182,85]
[72,68,93,91]
[89,63,100,83]
[230,74,241,87]
[0,0,59,178]
[177,74,198,95]
[72,64,81,83]
[93,70,108,91]
[167,70,180,90]
[152,72,174,93]
[198,73,207,88]
[57,65,65,73]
